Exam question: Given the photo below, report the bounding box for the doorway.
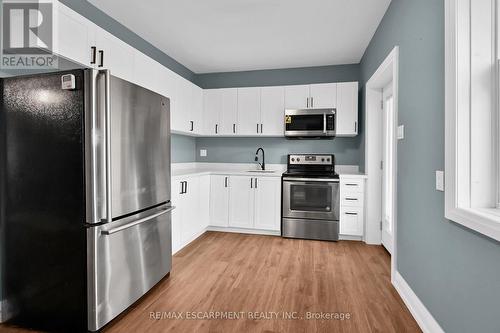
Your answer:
[364,46,399,282]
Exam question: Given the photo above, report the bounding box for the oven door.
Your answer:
[282,178,339,220]
[285,109,335,137]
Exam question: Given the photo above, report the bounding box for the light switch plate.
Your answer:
[397,125,405,140]
[200,149,207,157]
[436,170,444,191]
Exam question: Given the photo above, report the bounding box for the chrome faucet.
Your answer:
[255,148,265,171]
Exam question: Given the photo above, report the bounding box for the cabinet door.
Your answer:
[191,84,204,134]
[228,176,255,228]
[340,207,363,236]
[260,86,285,136]
[336,82,359,136]
[181,177,201,244]
[203,89,222,135]
[56,4,95,67]
[310,83,337,109]
[284,85,310,109]
[209,175,230,227]
[254,177,281,231]
[198,175,211,229]
[95,31,134,82]
[171,177,184,254]
[237,87,261,135]
[220,88,238,135]
[172,77,191,133]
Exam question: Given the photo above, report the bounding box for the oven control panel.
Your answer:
[288,154,334,165]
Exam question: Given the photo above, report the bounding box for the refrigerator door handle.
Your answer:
[101,206,175,235]
[102,70,113,222]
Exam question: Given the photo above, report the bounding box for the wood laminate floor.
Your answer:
[1,232,421,333]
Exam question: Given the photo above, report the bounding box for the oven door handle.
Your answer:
[282,177,339,183]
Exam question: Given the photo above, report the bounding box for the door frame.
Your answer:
[365,46,399,283]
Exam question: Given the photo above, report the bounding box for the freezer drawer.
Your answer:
[87,206,173,331]
[282,218,339,241]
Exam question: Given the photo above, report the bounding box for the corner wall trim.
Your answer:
[393,271,445,333]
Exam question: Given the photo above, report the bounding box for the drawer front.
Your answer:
[339,206,363,236]
[341,192,364,207]
[341,179,364,193]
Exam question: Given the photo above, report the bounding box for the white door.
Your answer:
[284,85,310,109]
[209,175,230,227]
[381,83,395,254]
[171,177,184,254]
[191,84,204,134]
[203,89,222,135]
[220,88,238,135]
[228,176,255,228]
[254,177,281,231]
[261,86,285,136]
[181,177,201,244]
[310,83,337,108]
[95,31,134,82]
[237,87,261,135]
[336,82,359,136]
[56,4,95,67]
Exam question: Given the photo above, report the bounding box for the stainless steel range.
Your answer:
[281,154,340,241]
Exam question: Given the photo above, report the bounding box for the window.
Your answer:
[445,0,500,241]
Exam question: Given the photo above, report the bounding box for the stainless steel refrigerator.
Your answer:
[0,69,173,332]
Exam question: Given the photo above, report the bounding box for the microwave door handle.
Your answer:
[323,113,327,133]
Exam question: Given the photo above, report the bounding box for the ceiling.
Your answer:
[88,0,392,74]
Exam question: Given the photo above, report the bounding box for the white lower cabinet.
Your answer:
[228,176,256,228]
[171,175,209,254]
[209,175,230,227]
[339,176,365,237]
[210,175,281,232]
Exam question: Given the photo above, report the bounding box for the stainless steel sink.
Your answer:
[246,170,276,173]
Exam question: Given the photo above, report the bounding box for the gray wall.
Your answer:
[194,64,359,88]
[196,137,360,165]
[171,134,196,163]
[59,0,195,81]
[359,1,500,332]
[193,64,361,165]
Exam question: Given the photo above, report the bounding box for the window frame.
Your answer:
[445,0,500,241]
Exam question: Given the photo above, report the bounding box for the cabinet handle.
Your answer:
[215,124,218,134]
[254,178,258,188]
[224,177,228,188]
[345,212,358,216]
[260,124,263,133]
[250,178,253,188]
[256,123,259,133]
[185,181,188,193]
[90,46,96,64]
[345,198,358,201]
[190,121,194,132]
[311,97,314,108]
[354,121,357,133]
[98,50,104,67]
[233,123,236,134]
[345,183,358,186]
[180,181,184,194]
[307,97,309,108]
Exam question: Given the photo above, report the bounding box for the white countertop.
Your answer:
[172,163,367,179]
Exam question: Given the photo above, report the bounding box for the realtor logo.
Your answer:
[1,0,57,69]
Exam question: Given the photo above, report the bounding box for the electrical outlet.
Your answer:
[436,170,444,191]
[397,125,405,140]
[200,149,207,157]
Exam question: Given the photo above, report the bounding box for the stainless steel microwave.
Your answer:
[284,108,336,138]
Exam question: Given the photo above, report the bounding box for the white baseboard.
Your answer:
[393,271,445,333]
[206,226,281,236]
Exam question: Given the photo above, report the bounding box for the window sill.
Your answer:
[445,207,500,242]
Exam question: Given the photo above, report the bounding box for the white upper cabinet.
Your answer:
[95,31,135,82]
[203,89,223,135]
[284,85,310,109]
[237,87,261,135]
[260,86,285,136]
[336,82,359,136]
[309,83,337,109]
[171,77,191,133]
[56,4,95,67]
[220,88,238,135]
[191,85,204,134]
